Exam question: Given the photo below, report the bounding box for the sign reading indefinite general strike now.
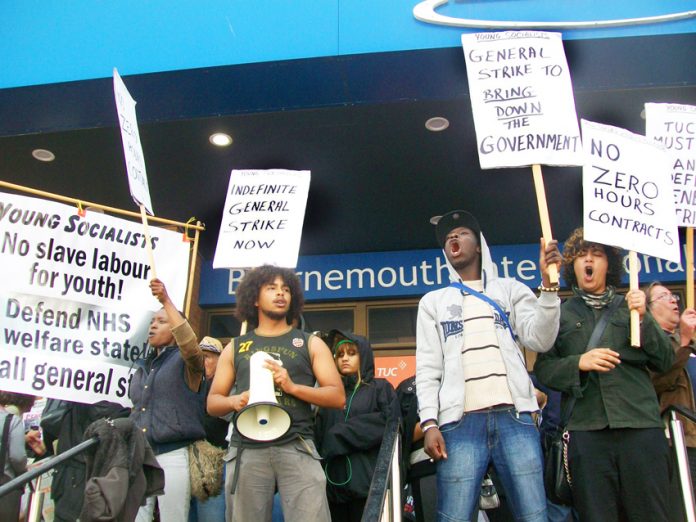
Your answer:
[214,169,311,269]
[462,31,582,169]
[0,192,190,406]
[645,103,696,228]
[582,120,680,263]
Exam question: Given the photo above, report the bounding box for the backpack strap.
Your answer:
[449,281,515,340]
[1,414,14,477]
[560,294,624,427]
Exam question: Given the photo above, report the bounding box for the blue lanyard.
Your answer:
[449,281,515,340]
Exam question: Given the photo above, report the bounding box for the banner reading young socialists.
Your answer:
[462,31,582,169]
[581,120,679,263]
[114,68,154,215]
[0,192,190,406]
[213,169,311,269]
[645,103,696,227]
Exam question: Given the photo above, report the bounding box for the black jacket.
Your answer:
[43,400,130,521]
[395,377,436,483]
[315,330,398,503]
[80,417,164,522]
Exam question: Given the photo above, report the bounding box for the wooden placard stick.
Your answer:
[184,221,202,320]
[687,228,694,310]
[532,164,559,285]
[629,250,640,347]
[139,204,158,280]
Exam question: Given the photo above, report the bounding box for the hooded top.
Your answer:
[416,232,560,427]
[315,330,398,503]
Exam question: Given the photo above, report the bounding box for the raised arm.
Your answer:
[150,278,204,390]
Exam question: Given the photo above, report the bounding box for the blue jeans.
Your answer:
[437,409,546,522]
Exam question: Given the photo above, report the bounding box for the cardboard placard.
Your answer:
[462,31,582,169]
[213,169,311,269]
[582,120,679,263]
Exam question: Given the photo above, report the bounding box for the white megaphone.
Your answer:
[235,351,292,442]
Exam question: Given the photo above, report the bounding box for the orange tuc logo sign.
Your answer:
[374,355,416,388]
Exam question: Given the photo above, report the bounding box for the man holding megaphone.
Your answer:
[208,265,345,522]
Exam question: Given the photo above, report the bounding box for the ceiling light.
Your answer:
[425,117,450,132]
[209,133,233,147]
[32,149,55,162]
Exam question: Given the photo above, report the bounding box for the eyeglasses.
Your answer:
[650,292,680,304]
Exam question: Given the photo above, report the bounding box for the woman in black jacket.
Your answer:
[315,330,398,522]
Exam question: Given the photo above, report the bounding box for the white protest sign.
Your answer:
[213,169,311,269]
[462,31,582,169]
[645,103,696,227]
[0,192,190,405]
[114,68,154,215]
[582,120,679,263]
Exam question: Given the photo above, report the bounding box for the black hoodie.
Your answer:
[315,330,398,503]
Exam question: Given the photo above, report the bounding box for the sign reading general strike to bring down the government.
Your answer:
[462,31,582,169]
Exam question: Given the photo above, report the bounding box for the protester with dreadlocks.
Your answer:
[315,330,398,522]
[535,228,673,522]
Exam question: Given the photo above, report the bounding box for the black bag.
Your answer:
[542,295,623,507]
[543,429,572,505]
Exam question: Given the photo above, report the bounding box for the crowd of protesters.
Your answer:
[2,214,696,522]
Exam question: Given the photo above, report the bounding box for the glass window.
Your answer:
[208,313,241,340]
[302,309,354,336]
[368,306,417,345]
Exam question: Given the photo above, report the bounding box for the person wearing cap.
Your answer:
[200,336,224,381]
[189,336,228,522]
[416,210,561,522]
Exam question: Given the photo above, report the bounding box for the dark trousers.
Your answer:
[568,428,670,522]
[0,480,22,522]
[329,498,366,522]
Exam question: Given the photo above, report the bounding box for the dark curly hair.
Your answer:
[234,265,304,329]
[0,391,36,411]
[561,228,624,288]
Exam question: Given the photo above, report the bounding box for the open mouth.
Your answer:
[584,265,594,278]
[449,242,461,256]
